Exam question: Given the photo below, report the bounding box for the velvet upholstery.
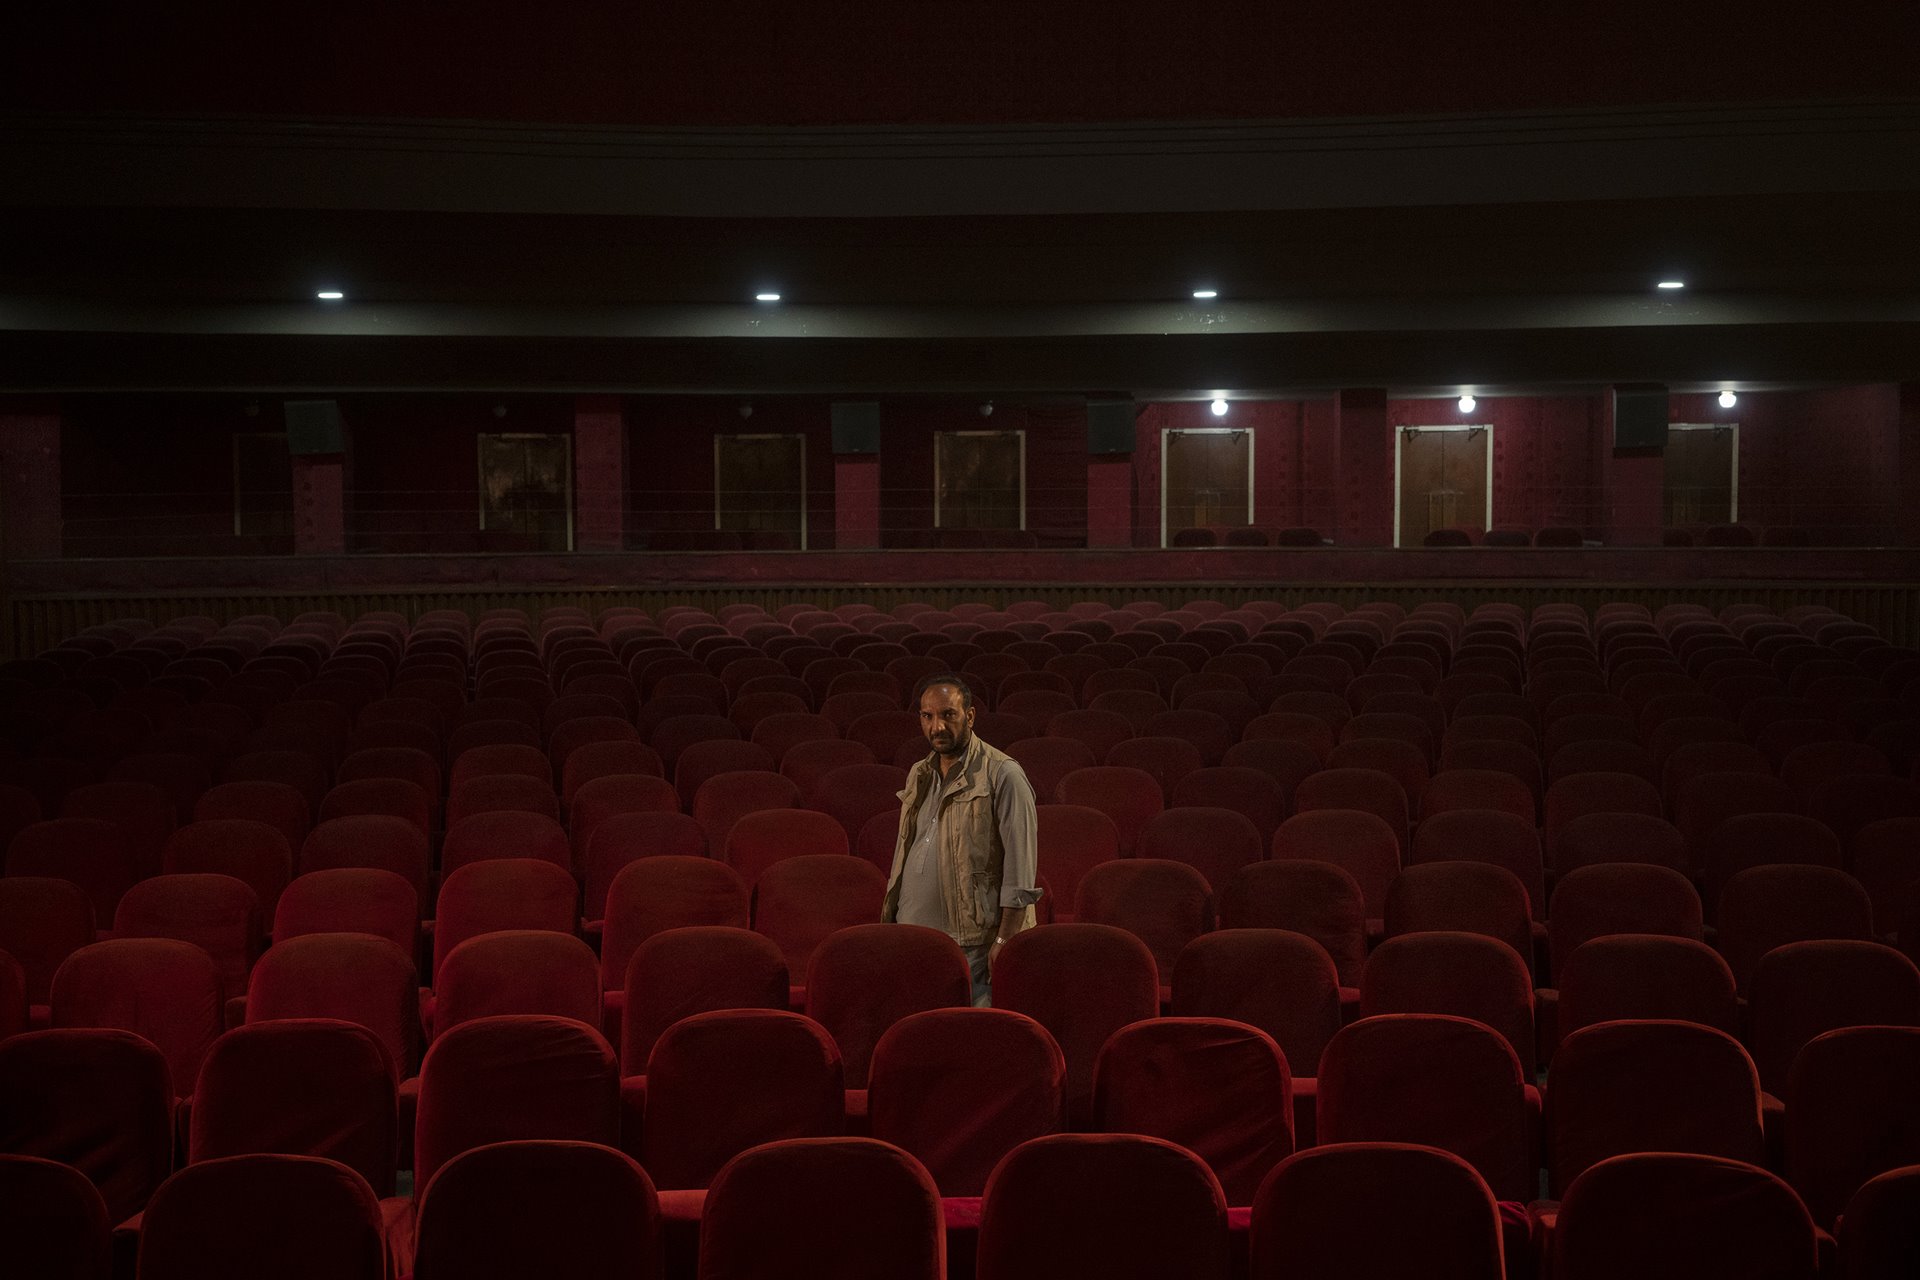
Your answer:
[692,769,800,861]
[805,923,970,1089]
[1785,1026,1920,1229]
[1545,1020,1765,1196]
[1554,934,1740,1043]
[1291,768,1410,855]
[724,808,850,886]
[189,1019,397,1196]
[568,773,680,870]
[1547,864,1704,973]
[1134,806,1263,893]
[1171,929,1342,1080]
[59,781,176,880]
[752,854,887,981]
[0,875,95,1005]
[639,1009,844,1190]
[1383,862,1534,969]
[992,924,1159,1128]
[805,763,909,847]
[1550,1152,1818,1280]
[0,1154,111,1280]
[1408,808,1547,918]
[299,815,432,912]
[600,855,750,993]
[112,873,262,994]
[1054,766,1164,855]
[440,811,571,876]
[1216,861,1367,987]
[619,926,789,1073]
[975,1133,1230,1280]
[273,868,419,949]
[162,818,294,922]
[247,933,421,1078]
[1094,1018,1294,1206]
[430,858,578,981]
[136,1154,386,1280]
[1031,804,1119,923]
[52,938,222,1095]
[699,1138,944,1280]
[1317,1014,1535,1202]
[1074,858,1214,984]
[581,810,707,921]
[5,818,139,923]
[413,1015,620,1192]
[1716,866,1875,991]
[1748,940,1920,1093]
[1838,1165,1920,1280]
[0,1029,174,1222]
[432,929,602,1039]
[412,1140,661,1280]
[1249,1143,1504,1280]
[1361,932,1534,1066]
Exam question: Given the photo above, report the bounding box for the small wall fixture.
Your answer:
[1210,398,1229,416]
[1719,390,1738,408]
[315,290,345,301]
[1656,280,1686,290]
[754,292,781,302]
[1458,395,1477,412]
[1192,289,1218,300]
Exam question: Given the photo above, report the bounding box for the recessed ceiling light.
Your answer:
[315,290,345,301]
[1458,394,1477,412]
[1210,398,1229,416]
[1656,280,1686,290]
[1192,289,1218,300]
[1719,390,1738,408]
[755,292,781,303]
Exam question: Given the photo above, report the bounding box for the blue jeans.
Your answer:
[963,943,993,1007]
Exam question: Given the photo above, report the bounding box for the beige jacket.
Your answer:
[880,732,1042,948]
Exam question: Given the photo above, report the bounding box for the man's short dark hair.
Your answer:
[913,673,974,710]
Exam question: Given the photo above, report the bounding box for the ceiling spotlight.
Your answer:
[1210,398,1229,417]
[1192,289,1218,300]
[754,292,781,303]
[1458,395,1477,413]
[1656,280,1686,290]
[315,290,345,301]
[1718,390,1738,408]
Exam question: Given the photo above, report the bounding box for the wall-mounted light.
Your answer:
[1192,289,1219,300]
[1458,395,1477,413]
[316,290,345,301]
[1656,280,1686,290]
[1718,390,1738,408]
[754,291,781,303]
[1210,398,1229,417]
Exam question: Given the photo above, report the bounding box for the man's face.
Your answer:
[918,683,974,758]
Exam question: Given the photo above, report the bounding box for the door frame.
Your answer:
[1393,423,1494,548]
[714,432,808,550]
[1160,426,1256,548]
[932,429,1027,531]
[1666,422,1740,523]
[476,431,575,552]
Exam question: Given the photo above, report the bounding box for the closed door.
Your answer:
[1164,429,1252,544]
[1397,426,1489,547]
[1664,425,1736,526]
[717,434,806,547]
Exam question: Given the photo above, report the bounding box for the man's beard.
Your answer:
[930,729,970,758]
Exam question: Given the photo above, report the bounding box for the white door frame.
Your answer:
[1667,422,1740,522]
[1393,424,1494,548]
[1160,426,1256,548]
[714,432,808,550]
[933,429,1027,531]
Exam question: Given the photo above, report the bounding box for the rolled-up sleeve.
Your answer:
[993,759,1043,910]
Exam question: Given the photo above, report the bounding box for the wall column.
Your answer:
[1899,383,1920,547]
[834,454,881,549]
[1332,388,1392,545]
[1087,457,1133,548]
[573,395,627,551]
[1602,392,1665,546]
[0,404,63,560]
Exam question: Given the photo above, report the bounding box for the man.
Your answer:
[880,673,1041,1005]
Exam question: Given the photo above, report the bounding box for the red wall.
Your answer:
[625,397,838,550]
[872,400,1088,549]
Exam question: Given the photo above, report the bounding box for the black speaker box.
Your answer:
[1087,400,1137,455]
[830,401,881,454]
[1611,384,1669,451]
[283,399,347,455]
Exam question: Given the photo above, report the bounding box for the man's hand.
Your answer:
[989,936,1006,972]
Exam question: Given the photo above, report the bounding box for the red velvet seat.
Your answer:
[273,867,418,953]
[1134,805,1263,892]
[690,769,799,858]
[618,926,788,1072]
[1317,1014,1535,1202]
[1384,862,1533,969]
[247,932,420,1081]
[440,810,571,878]
[300,815,431,914]
[568,773,679,870]
[337,747,441,830]
[189,1019,396,1195]
[1716,865,1874,992]
[975,1133,1230,1280]
[1170,765,1288,841]
[412,1140,661,1280]
[1217,860,1367,987]
[1547,863,1704,973]
[637,1009,844,1189]
[867,1007,1065,1196]
[722,806,849,888]
[1839,1165,1920,1280]
[445,773,559,825]
[0,1153,111,1280]
[1542,771,1663,865]
[432,929,600,1040]
[700,1137,943,1280]
[1242,711,1337,761]
[1418,768,1537,825]
[1362,931,1534,1066]
[600,856,750,1000]
[1249,1143,1505,1280]
[413,1015,619,1193]
[52,937,221,1096]
[1270,809,1400,927]
[192,780,310,860]
[806,763,909,848]
[1785,1025,1920,1231]
[0,876,95,1015]
[1545,1019,1766,1196]
[59,781,176,879]
[1104,735,1204,799]
[1172,928,1343,1083]
[6,817,139,924]
[1554,934,1739,1047]
[992,924,1160,1128]
[672,738,777,813]
[1748,939,1920,1094]
[0,1028,174,1222]
[431,859,578,982]
[113,873,262,993]
[752,855,887,985]
[1094,1017,1293,1205]
[1292,768,1410,855]
[558,739,664,807]
[1807,774,1920,850]
[317,777,430,840]
[1074,858,1213,987]
[804,923,971,1088]
[136,1153,387,1280]
[779,738,876,797]
[446,742,549,792]
[1043,709,1135,763]
[1549,1152,1817,1280]
[160,820,292,926]
[1033,804,1119,924]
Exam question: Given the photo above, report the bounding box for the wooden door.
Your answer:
[935,431,1024,529]
[478,433,573,552]
[717,434,806,547]
[1398,426,1489,546]
[1664,425,1735,526]
[1164,430,1251,543]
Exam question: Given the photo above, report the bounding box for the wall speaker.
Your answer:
[283,399,347,455]
[1611,384,1669,451]
[830,401,881,454]
[1087,400,1137,455]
